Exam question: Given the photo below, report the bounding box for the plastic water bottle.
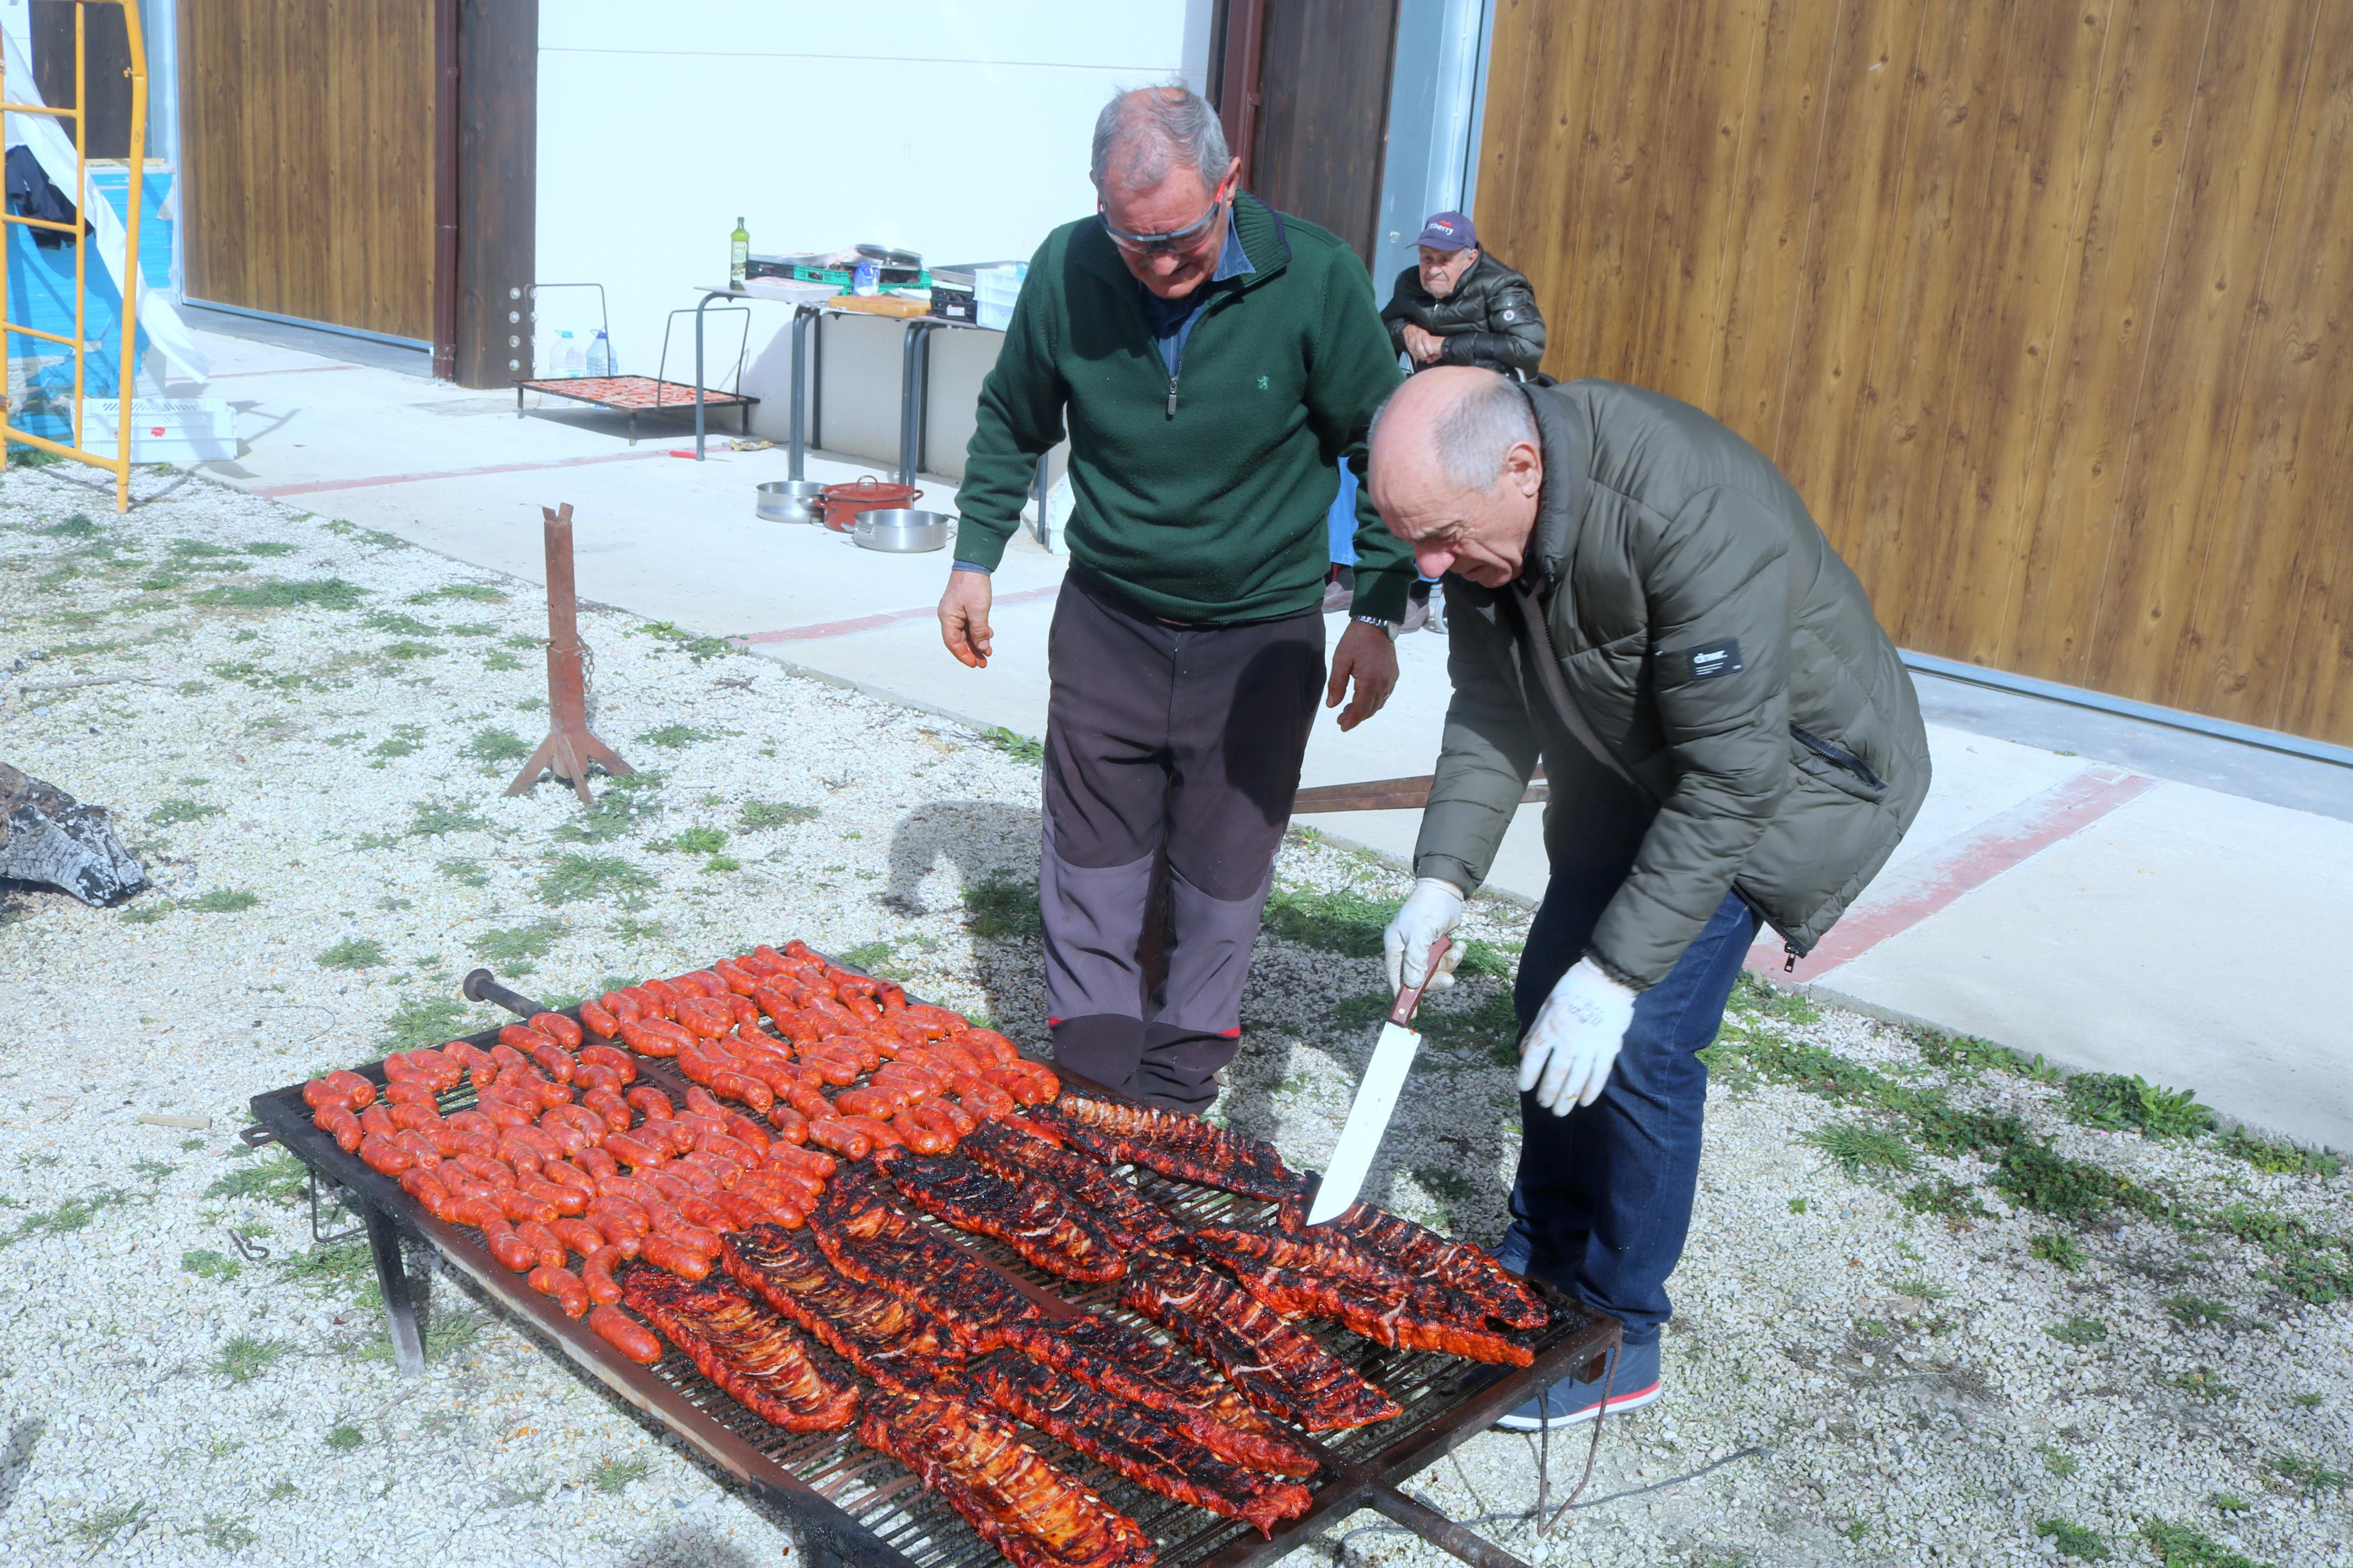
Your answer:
[585,330,614,378]
[553,329,581,376]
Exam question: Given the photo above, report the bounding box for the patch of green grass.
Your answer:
[1260,884,1393,958]
[2267,1452,2349,1495]
[34,511,99,535]
[147,797,223,826]
[608,917,666,943]
[169,538,241,559]
[184,888,260,913]
[69,1499,155,1554]
[1419,987,1522,1061]
[1995,1143,2166,1224]
[317,937,387,970]
[1901,1177,1993,1220]
[1801,1121,1919,1180]
[212,1335,290,1384]
[189,1513,260,1551]
[436,857,489,887]
[193,577,367,610]
[1730,968,1820,1025]
[2047,1316,2107,1347]
[2168,1370,2238,1402]
[2218,1126,2340,1178]
[262,1480,299,1501]
[2213,1203,2353,1306]
[2207,1493,2249,1513]
[2034,1519,2108,1560]
[837,940,894,970]
[1411,1166,1480,1204]
[2162,1295,2235,1330]
[2036,1442,2081,1479]
[2030,1232,2089,1272]
[2063,1072,2216,1139]
[2141,1521,2274,1568]
[410,581,506,603]
[483,650,523,671]
[539,853,656,906]
[1912,1028,2064,1082]
[120,902,172,924]
[244,541,299,557]
[363,609,436,636]
[703,854,741,873]
[740,799,819,830]
[985,726,1045,764]
[636,618,732,662]
[136,569,190,591]
[473,919,566,967]
[323,1423,365,1452]
[3,1187,137,1246]
[2290,1392,2324,1408]
[636,723,714,750]
[553,771,665,842]
[1891,1273,1949,1301]
[464,727,533,765]
[590,1456,652,1494]
[1331,992,1393,1029]
[205,1150,308,1205]
[407,800,488,837]
[382,995,475,1052]
[180,1247,240,1282]
[280,1241,375,1303]
[963,872,1042,939]
[650,826,727,855]
[379,639,439,660]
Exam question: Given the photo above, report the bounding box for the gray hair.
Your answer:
[1091,83,1230,192]
[1369,371,1536,491]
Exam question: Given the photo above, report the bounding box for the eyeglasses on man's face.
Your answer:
[1099,182,1230,257]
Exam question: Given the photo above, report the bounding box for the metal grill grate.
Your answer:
[250,976,1617,1568]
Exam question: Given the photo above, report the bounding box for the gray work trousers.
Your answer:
[1039,570,1325,1110]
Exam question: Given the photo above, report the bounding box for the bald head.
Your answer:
[1368,368,1545,589]
[1091,84,1229,193]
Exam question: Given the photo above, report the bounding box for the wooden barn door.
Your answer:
[177,0,435,343]
[1218,0,1402,271]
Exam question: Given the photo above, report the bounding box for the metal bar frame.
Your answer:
[0,0,147,512]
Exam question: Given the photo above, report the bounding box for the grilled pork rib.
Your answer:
[1187,1226,1534,1366]
[808,1175,1048,1350]
[721,1223,962,1388]
[1119,1251,1400,1431]
[996,1311,1321,1479]
[858,1378,1157,1568]
[875,1146,1127,1283]
[975,1354,1313,1536]
[1279,1201,1549,1331]
[1039,1095,1307,1203]
[620,1271,859,1432]
[961,1119,1183,1251]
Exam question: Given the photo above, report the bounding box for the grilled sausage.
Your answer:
[577,999,621,1040]
[580,1246,627,1305]
[527,1040,577,1086]
[579,1044,636,1084]
[488,1231,538,1274]
[528,1263,590,1318]
[638,1233,711,1280]
[619,1018,691,1058]
[889,1110,950,1155]
[580,1087,632,1132]
[314,1104,363,1152]
[573,1144,620,1181]
[529,1012,584,1050]
[764,1142,837,1182]
[520,1178,587,1217]
[588,1304,662,1363]
[582,1210,644,1253]
[805,1118,871,1160]
[765,1102,811,1144]
[625,1086,676,1121]
[837,1115,904,1151]
[553,1217,608,1258]
[516,1220,567,1271]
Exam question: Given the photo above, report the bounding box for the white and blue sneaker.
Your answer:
[1495,1336,1662,1431]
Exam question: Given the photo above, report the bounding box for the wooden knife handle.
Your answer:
[1389,938,1452,1027]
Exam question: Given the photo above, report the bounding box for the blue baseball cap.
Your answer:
[1415,211,1477,251]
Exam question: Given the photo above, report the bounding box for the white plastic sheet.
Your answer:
[1,7,208,385]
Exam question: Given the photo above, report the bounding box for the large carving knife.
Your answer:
[1307,938,1450,1225]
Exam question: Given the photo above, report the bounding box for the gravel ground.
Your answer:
[1,468,2346,1568]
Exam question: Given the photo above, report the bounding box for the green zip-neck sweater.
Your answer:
[952,194,1412,624]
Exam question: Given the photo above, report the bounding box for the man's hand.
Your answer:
[1325,619,1398,731]
[1383,877,1467,993]
[938,568,995,669]
[1518,957,1637,1114]
[1401,323,1445,364]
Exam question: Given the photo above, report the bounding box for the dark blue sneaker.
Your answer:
[1495,1336,1662,1431]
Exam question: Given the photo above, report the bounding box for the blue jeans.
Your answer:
[1327,459,1360,567]
[1503,882,1760,1346]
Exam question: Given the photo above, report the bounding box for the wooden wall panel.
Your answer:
[453,0,536,388]
[1248,0,1401,268]
[1476,0,2353,745]
[179,0,434,341]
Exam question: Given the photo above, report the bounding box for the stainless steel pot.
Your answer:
[755,479,829,524]
[853,508,954,554]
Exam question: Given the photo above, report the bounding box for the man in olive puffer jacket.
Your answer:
[1368,367,1930,1431]
[1379,211,1546,379]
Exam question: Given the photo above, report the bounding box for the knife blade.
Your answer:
[1306,937,1450,1225]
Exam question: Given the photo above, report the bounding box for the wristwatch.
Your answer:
[1350,613,1397,640]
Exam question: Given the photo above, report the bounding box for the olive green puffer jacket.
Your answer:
[1412,379,1932,989]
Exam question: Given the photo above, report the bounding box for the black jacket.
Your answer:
[1380,253,1546,378]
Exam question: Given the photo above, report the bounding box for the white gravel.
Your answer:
[1,468,2345,1568]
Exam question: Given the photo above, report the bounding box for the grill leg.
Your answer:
[366,1204,426,1377]
[1365,1486,1536,1568]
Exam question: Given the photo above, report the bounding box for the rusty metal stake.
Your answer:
[507,503,631,804]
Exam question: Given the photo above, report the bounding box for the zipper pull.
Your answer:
[1784,941,1800,975]
[1166,376,1179,418]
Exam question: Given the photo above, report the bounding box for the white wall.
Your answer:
[534,1,1213,467]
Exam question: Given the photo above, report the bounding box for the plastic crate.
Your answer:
[78,397,236,462]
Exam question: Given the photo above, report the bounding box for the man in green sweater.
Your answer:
[938,84,1413,1108]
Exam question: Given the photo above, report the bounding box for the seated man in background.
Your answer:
[1380,212,1546,379]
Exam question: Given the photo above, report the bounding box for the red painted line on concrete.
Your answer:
[206,364,359,379]
[253,449,669,497]
[735,584,1063,645]
[1748,764,2160,983]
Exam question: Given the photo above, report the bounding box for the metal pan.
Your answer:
[853,508,954,553]
[757,479,829,524]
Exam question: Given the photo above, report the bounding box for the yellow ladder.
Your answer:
[0,0,147,512]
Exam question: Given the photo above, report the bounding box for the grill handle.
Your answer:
[1365,1487,1536,1568]
[462,968,548,1021]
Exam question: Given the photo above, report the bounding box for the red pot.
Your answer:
[819,476,924,532]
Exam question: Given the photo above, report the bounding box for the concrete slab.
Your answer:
[158,324,2353,1153]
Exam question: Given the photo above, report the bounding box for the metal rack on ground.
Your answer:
[246,963,1620,1568]
[514,282,758,443]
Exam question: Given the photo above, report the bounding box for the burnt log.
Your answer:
[0,761,147,905]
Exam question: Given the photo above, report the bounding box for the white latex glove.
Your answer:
[1383,877,1467,993]
[1519,957,1638,1114]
